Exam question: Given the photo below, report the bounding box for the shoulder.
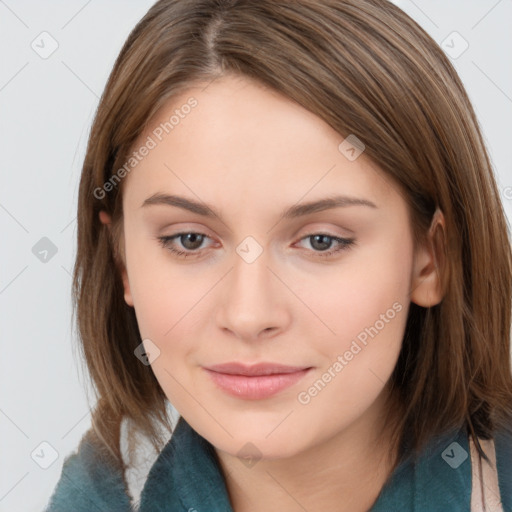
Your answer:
[470,424,512,512]
[44,428,132,512]
[494,424,512,510]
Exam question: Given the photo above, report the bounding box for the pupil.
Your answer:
[312,235,331,251]
[182,233,203,250]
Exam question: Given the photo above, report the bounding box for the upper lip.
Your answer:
[204,362,311,376]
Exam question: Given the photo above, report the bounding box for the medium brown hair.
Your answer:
[73,0,512,471]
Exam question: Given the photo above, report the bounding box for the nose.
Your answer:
[216,248,291,341]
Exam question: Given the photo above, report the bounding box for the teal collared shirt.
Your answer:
[45,416,512,511]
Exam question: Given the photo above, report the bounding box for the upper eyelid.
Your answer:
[158,217,354,239]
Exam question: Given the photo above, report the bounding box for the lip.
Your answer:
[203,362,312,400]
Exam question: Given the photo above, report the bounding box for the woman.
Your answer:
[45,0,512,510]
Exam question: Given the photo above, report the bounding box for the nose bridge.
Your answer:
[232,248,271,301]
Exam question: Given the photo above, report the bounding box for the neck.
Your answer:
[214,390,401,512]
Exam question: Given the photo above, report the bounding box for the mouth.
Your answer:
[203,362,313,400]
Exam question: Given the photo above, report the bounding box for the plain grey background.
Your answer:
[0,1,511,510]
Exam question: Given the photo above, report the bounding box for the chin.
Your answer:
[199,418,312,461]
[214,436,303,462]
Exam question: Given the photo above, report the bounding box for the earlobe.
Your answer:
[121,267,134,307]
[410,208,446,308]
[99,210,111,226]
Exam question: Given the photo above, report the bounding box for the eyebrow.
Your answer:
[140,193,377,222]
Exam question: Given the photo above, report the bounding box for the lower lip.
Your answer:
[203,368,312,400]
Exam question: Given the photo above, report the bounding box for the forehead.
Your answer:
[122,75,400,216]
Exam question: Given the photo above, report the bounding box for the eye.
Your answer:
[157,232,213,259]
[296,233,355,258]
[157,231,355,260]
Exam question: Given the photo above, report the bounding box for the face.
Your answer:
[113,74,433,460]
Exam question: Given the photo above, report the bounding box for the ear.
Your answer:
[410,208,446,308]
[98,210,134,307]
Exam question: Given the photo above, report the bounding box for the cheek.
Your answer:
[297,242,412,393]
[124,236,204,341]
[293,286,409,436]
[300,247,411,345]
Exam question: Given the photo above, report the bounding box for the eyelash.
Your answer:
[156,232,356,259]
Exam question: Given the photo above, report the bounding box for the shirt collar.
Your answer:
[137,417,473,512]
[369,426,472,511]
[138,416,234,511]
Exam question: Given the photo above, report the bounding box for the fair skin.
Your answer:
[100,74,445,511]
